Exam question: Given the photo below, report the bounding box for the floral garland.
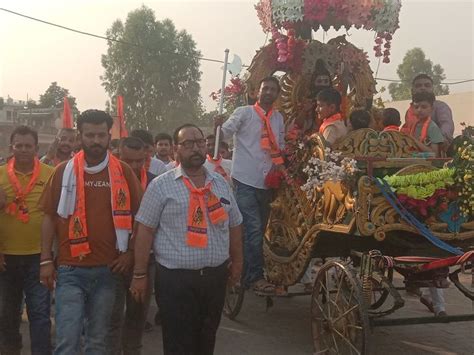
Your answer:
[301,148,359,198]
[384,168,455,200]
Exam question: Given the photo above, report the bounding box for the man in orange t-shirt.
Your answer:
[39,110,142,354]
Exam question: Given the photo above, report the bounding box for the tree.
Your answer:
[101,6,202,133]
[388,48,449,101]
[39,82,79,115]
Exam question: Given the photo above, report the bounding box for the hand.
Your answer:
[130,276,148,303]
[109,251,134,274]
[214,114,226,130]
[40,263,56,290]
[0,186,6,210]
[0,254,6,273]
[229,261,243,286]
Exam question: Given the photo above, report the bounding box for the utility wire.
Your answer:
[1,7,473,85]
[0,7,227,65]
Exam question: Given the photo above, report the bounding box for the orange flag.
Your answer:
[117,96,128,137]
[63,97,73,128]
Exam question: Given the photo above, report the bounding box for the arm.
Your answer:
[218,107,245,141]
[40,214,56,290]
[129,222,155,303]
[228,224,243,285]
[434,102,454,140]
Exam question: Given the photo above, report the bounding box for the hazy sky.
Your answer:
[1,0,473,113]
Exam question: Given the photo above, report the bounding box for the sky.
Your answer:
[0,0,473,114]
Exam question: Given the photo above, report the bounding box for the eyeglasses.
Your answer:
[177,139,206,149]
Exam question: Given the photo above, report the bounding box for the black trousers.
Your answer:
[156,262,228,355]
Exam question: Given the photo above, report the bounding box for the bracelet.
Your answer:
[133,274,147,279]
[40,260,54,266]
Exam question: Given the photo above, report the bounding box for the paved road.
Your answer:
[20,272,473,354]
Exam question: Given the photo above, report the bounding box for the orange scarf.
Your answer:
[383,125,400,132]
[254,103,284,165]
[140,167,147,191]
[319,113,344,134]
[5,158,40,223]
[206,155,229,180]
[410,117,431,143]
[69,151,132,258]
[182,176,228,248]
[400,105,417,134]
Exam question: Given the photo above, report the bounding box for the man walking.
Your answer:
[215,76,285,295]
[154,133,175,170]
[0,126,53,355]
[130,124,243,355]
[39,110,142,354]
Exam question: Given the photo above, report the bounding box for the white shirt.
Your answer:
[221,105,285,189]
[148,157,167,177]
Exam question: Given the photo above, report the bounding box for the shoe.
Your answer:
[419,296,435,313]
[144,321,153,332]
[435,311,447,317]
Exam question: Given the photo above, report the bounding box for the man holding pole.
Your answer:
[215,76,285,295]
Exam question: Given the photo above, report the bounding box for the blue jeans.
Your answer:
[0,254,52,355]
[234,180,273,287]
[54,265,120,355]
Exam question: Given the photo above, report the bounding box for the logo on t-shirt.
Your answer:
[85,180,111,188]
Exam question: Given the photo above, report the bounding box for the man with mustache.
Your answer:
[39,110,142,354]
[41,128,77,166]
[130,124,243,354]
[0,126,54,355]
[215,76,285,296]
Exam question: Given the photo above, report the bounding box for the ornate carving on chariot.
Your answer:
[331,128,427,158]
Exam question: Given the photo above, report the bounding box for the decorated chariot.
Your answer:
[220,1,474,354]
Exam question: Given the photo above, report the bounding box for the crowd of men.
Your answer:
[0,73,456,355]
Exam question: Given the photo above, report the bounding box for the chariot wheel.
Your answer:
[223,280,245,320]
[312,261,371,354]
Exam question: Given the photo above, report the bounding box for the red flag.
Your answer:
[117,95,128,137]
[63,97,73,128]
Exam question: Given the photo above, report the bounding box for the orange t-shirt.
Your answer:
[40,160,142,266]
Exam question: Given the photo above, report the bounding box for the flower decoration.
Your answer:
[301,148,359,198]
[451,125,474,217]
[210,76,246,114]
[255,0,401,59]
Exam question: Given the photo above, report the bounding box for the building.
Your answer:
[0,97,60,158]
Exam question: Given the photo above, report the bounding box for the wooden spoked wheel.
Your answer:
[223,280,245,320]
[312,261,370,355]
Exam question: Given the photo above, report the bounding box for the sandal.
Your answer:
[253,279,276,296]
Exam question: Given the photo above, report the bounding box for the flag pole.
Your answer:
[213,48,230,159]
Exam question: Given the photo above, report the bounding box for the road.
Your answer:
[20,272,473,354]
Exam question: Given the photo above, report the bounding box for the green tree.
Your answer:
[388,48,449,101]
[101,6,202,133]
[39,82,79,115]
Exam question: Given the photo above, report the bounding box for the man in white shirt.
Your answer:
[215,76,285,295]
[154,132,176,171]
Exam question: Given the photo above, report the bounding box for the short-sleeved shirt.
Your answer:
[221,105,285,189]
[0,162,53,255]
[40,160,143,266]
[323,120,349,146]
[414,120,445,146]
[135,166,243,270]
